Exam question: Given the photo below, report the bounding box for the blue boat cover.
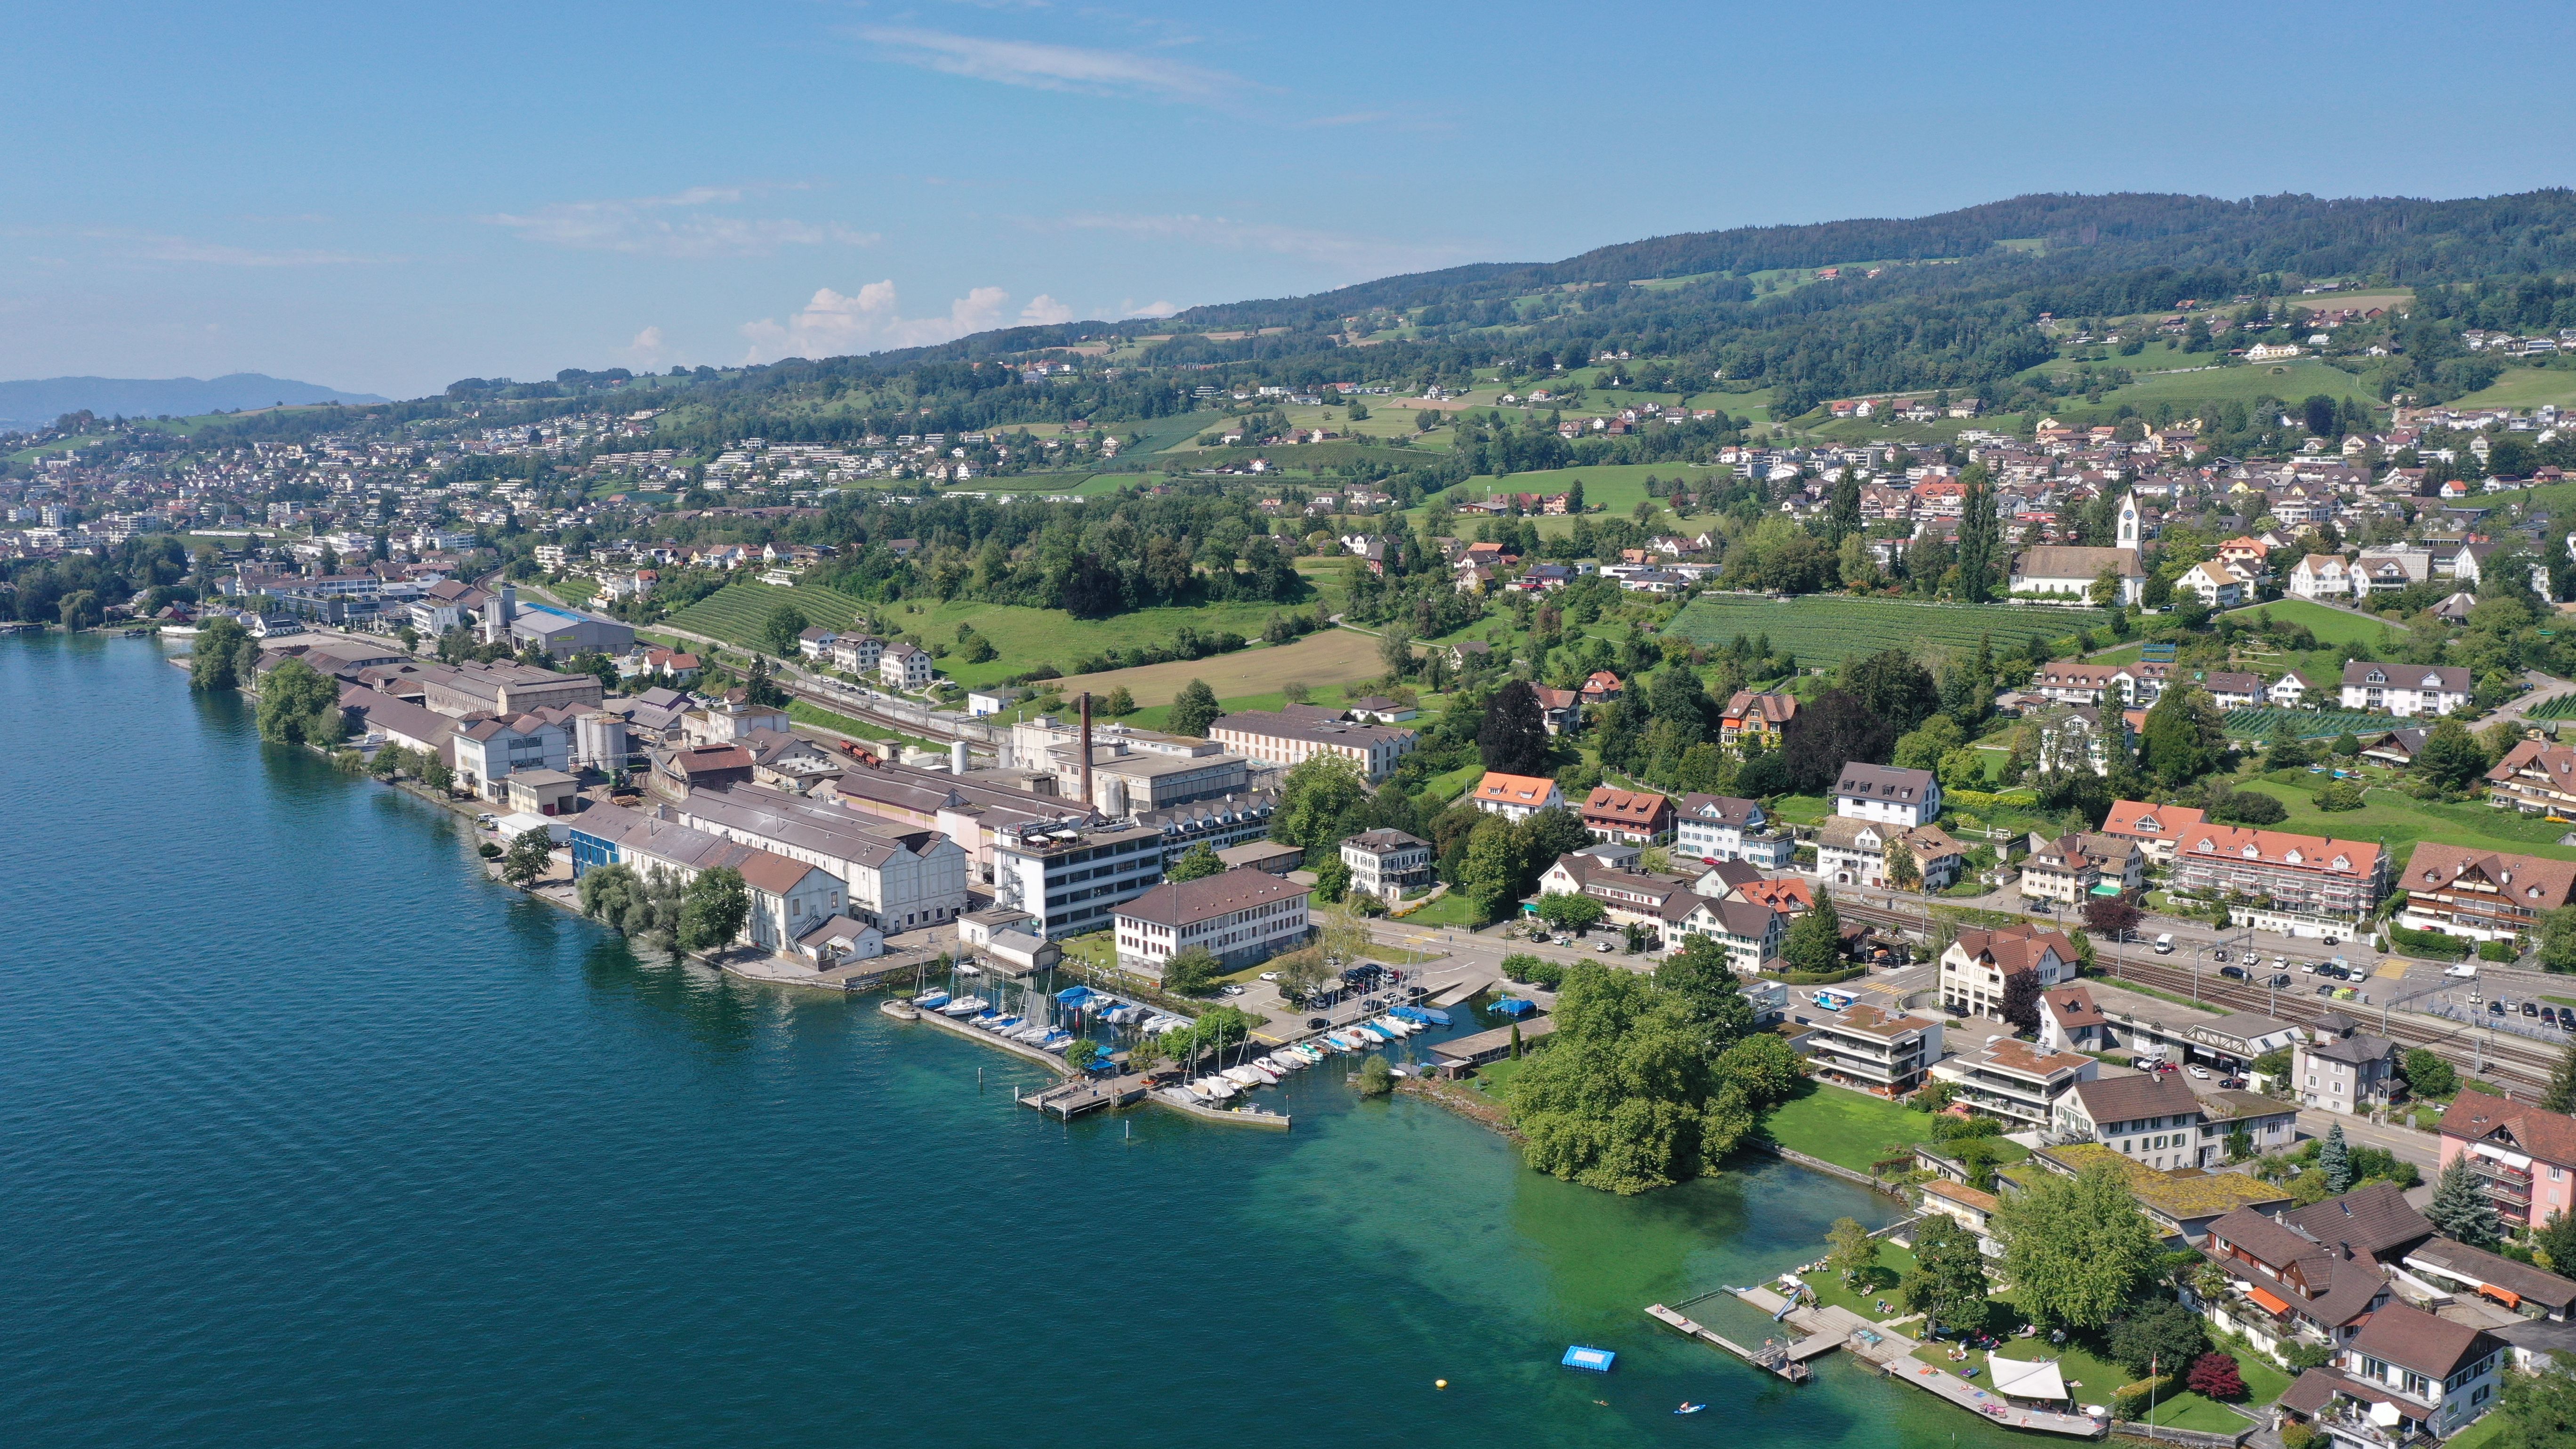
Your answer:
[1561,1345,1615,1372]
[1492,998,1537,1020]
[1055,986,1093,1004]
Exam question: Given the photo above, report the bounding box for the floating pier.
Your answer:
[1644,1304,1811,1383]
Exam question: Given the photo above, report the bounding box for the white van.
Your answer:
[2444,963,2479,980]
[2153,934,2175,954]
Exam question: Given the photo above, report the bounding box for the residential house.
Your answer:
[1339,829,1432,903]
[2485,740,2576,817]
[1718,691,1796,755]
[2399,843,2576,943]
[2196,1185,2423,1364]
[2018,831,2146,910]
[1916,1179,2004,1255]
[830,635,883,675]
[2270,670,2315,707]
[2176,559,2247,608]
[1816,816,1964,890]
[1579,671,1624,705]
[1529,686,1582,735]
[2438,1090,2576,1232]
[2361,727,2431,768]
[1581,786,1674,845]
[1674,793,1794,867]
[2276,1302,2509,1448]
[878,641,934,690]
[2204,671,2264,708]
[1832,762,1942,826]
[2036,982,2110,1055]
[2012,1143,2294,1246]
[2294,1019,2402,1114]
[2342,661,2471,718]
[795,626,837,660]
[1112,867,1312,974]
[1928,1037,2099,1131]
[2053,1072,2213,1171]
[1938,924,2079,1021]
[1470,771,1565,821]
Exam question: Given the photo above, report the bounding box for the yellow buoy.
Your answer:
[1435,1379,1448,1390]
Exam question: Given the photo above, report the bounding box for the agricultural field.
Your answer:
[2088,356,2377,415]
[666,581,873,647]
[2220,707,2387,741]
[1663,595,2108,668]
[1043,627,1385,709]
[902,597,1327,690]
[2528,694,2576,721]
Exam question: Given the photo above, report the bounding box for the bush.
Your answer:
[2387,924,2473,960]
[2315,778,2365,811]
[2112,1375,2175,1421]
[478,842,504,859]
[1356,1055,1394,1097]
[2280,1420,2317,1449]
[2479,938,2519,962]
[2186,1351,2246,1400]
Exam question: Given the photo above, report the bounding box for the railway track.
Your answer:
[1835,902,2559,1089]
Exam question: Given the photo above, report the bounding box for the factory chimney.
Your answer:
[1078,692,1094,813]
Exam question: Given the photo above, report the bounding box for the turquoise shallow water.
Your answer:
[0,636,2035,1448]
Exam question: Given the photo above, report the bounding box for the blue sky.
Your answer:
[5,1,2572,399]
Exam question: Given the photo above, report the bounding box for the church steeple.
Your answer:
[2116,490,2140,550]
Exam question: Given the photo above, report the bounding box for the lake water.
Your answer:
[0,636,2032,1448]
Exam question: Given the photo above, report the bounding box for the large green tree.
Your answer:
[1168,678,1222,737]
[1994,1163,2165,1328]
[1510,964,1722,1194]
[2494,1355,2576,1449]
[254,656,343,747]
[2137,683,2224,787]
[1655,935,1757,1054]
[2416,718,2491,795]
[2426,1157,2504,1247]
[1272,753,1368,860]
[500,829,555,887]
[1902,1215,1995,1334]
[678,866,750,953]
[1779,888,1843,974]
[1166,842,1224,883]
[1477,679,1553,774]
[188,616,251,690]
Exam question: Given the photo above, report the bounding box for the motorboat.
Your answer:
[941,995,988,1017]
[954,962,982,976]
[1183,1080,1215,1102]
[1243,1063,1281,1084]
[1351,1023,1390,1043]
[1256,1055,1296,1074]
[1375,1015,1417,1037]
[1221,1066,1264,1087]
[1196,1077,1237,1100]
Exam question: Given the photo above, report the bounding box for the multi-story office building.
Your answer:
[990,819,1169,940]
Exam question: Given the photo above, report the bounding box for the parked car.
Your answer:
[2211,949,2232,964]
[2219,965,2248,981]
[2187,1064,2211,1079]
[2299,962,2317,974]
[2316,984,2339,997]
[2526,1002,2542,1017]
[2490,1000,2507,1015]
[1596,942,1614,953]
[2271,974,2294,988]
[2444,963,2479,980]
[1220,984,1245,997]
[2154,934,2175,954]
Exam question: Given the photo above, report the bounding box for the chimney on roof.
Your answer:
[1078,692,1094,813]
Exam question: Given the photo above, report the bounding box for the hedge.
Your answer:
[2386,924,2473,960]
[2113,1375,2176,1420]
[1763,966,1871,985]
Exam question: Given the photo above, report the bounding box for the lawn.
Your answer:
[2452,363,2576,413]
[1804,1243,1918,1322]
[1433,463,1728,532]
[1757,1081,1938,1173]
[1663,594,2107,668]
[2083,356,2379,417]
[2223,597,2405,651]
[2232,777,2576,869]
[1398,892,1484,928]
[544,575,599,607]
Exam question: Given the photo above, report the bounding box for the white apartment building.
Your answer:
[1114,867,1312,974]
[1205,707,1416,782]
[1674,793,1793,867]
[879,641,933,689]
[1339,829,1432,902]
[1831,763,1941,826]
[2341,661,2471,718]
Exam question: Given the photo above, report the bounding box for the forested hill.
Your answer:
[1176,190,2576,327]
[164,188,2576,453]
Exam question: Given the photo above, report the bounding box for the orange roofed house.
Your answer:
[2398,843,2576,946]
[2157,820,2388,934]
[1581,786,1673,845]
[1719,690,1796,755]
[1471,771,1565,822]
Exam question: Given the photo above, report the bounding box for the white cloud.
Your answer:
[483,186,876,259]
[1057,212,1472,276]
[623,327,670,367]
[853,26,1241,104]
[1019,293,1075,326]
[740,282,1014,362]
[1123,298,1180,319]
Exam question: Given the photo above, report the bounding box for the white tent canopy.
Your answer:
[1987,1354,2069,1402]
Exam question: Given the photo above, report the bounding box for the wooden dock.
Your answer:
[1020,1074,1151,1119]
[1716,1287,2106,1437]
[1644,1304,1811,1383]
